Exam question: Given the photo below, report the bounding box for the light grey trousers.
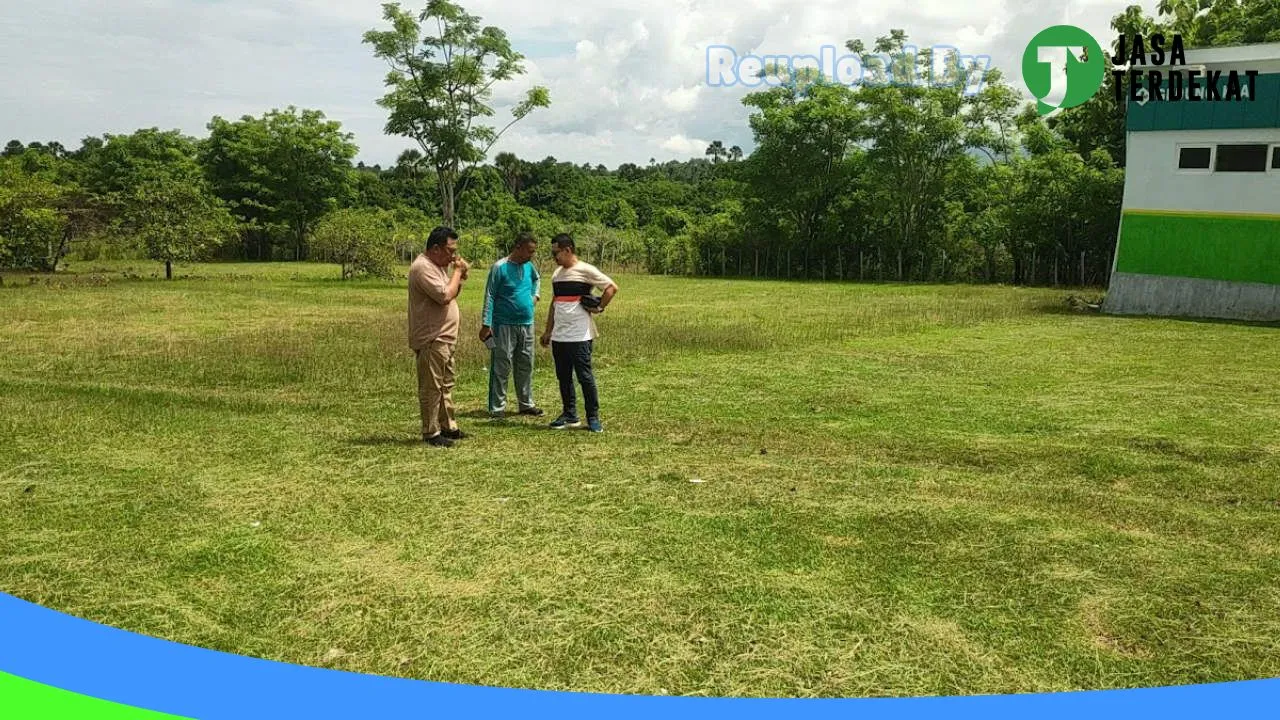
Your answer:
[489,324,536,415]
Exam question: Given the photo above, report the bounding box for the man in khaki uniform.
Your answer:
[409,226,471,448]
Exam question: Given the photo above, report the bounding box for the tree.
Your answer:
[1157,0,1280,45]
[742,76,862,279]
[2,141,24,158]
[0,160,70,271]
[845,34,1017,281]
[79,128,204,196]
[351,167,398,210]
[387,149,438,214]
[311,208,398,279]
[363,0,550,227]
[201,107,358,260]
[115,178,238,279]
[729,145,744,162]
[705,140,728,164]
[494,151,526,196]
[0,151,99,272]
[603,197,638,230]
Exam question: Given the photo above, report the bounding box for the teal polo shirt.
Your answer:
[482,257,540,327]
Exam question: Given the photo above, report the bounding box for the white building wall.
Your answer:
[1122,128,1280,213]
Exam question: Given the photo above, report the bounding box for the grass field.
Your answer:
[2,260,1279,698]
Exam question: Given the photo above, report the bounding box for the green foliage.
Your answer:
[113,177,238,278]
[9,9,1271,287]
[363,0,550,225]
[603,198,638,230]
[79,129,204,195]
[201,107,358,260]
[351,167,398,210]
[563,223,646,270]
[0,172,68,271]
[1147,0,1280,46]
[489,198,556,254]
[455,229,498,264]
[725,28,1130,285]
[311,207,399,279]
[0,154,80,271]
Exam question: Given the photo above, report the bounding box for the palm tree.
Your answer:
[705,140,728,164]
[396,149,427,180]
[729,145,744,162]
[494,151,525,197]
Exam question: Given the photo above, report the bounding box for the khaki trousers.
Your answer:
[416,340,458,438]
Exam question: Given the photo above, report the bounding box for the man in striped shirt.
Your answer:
[539,233,619,433]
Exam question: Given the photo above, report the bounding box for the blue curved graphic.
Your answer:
[1,592,1276,718]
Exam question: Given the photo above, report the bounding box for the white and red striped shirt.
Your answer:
[551,261,615,343]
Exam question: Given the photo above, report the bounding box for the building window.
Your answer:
[1215,144,1269,172]
[1178,146,1212,170]
[1272,146,1280,170]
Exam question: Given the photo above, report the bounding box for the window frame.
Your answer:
[1213,143,1271,173]
[1174,143,1280,175]
[1175,144,1214,173]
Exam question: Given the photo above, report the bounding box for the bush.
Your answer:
[0,165,70,271]
[311,208,397,279]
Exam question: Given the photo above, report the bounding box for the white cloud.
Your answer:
[663,85,702,113]
[0,0,1160,168]
[661,134,710,156]
[575,40,599,62]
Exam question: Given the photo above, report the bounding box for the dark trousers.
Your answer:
[552,340,598,420]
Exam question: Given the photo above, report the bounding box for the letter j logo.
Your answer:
[1023,25,1105,115]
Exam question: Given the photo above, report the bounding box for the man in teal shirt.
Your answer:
[480,232,544,418]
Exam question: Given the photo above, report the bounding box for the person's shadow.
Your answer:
[347,435,423,447]
[346,410,554,447]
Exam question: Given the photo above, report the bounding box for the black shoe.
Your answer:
[519,407,545,417]
[442,428,467,440]
[424,434,454,448]
[550,415,581,430]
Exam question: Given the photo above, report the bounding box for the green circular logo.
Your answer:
[1023,25,1105,115]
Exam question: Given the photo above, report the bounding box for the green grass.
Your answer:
[2,260,1279,698]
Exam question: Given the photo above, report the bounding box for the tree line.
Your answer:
[2,0,1270,285]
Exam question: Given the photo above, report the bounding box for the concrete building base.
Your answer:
[1104,272,1280,322]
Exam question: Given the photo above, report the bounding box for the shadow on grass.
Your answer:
[1038,302,1280,329]
[1108,313,1280,330]
[348,435,423,448]
[347,416,555,447]
[456,409,554,423]
[1030,292,1280,329]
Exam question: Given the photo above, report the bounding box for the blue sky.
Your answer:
[0,0,1152,168]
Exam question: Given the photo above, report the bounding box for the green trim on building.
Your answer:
[1115,209,1280,285]
[0,672,190,720]
[1127,72,1280,131]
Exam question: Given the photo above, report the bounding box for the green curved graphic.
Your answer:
[1023,25,1106,114]
[0,671,190,720]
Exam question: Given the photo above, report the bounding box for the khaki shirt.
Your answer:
[408,254,459,349]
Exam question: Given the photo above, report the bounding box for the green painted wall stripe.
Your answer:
[1116,211,1280,285]
[0,671,191,720]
